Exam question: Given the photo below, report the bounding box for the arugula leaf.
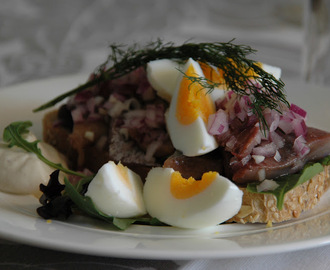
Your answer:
[247,162,324,210]
[64,177,166,229]
[64,177,137,230]
[36,164,162,230]
[64,177,113,220]
[113,217,136,229]
[320,155,330,166]
[3,121,85,178]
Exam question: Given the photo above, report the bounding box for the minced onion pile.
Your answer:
[207,90,309,168]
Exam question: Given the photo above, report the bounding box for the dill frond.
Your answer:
[178,70,222,95]
[33,39,288,132]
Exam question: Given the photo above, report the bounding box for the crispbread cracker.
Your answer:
[229,165,330,223]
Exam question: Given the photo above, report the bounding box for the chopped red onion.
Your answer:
[290,103,307,119]
[86,96,104,114]
[292,118,307,137]
[241,155,251,166]
[293,135,310,157]
[74,89,96,104]
[145,104,165,128]
[207,110,228,135]
[270,131,285,148]
[227,90,234,99]
[257,179,280,192]
[274,150,281,162]
[123,109,147,129]
[278,116,293,134]
[269,112,280,132]
[252,142,277,157]
[106,96,141,118]
[71,105,87,123]
[234,100,241,114]
[258,169,266,181]
[226,136,237,150]
[252,155,265,164]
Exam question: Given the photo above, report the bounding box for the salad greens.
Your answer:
[247,161,328,210]
[38,170,73,220]
[37,170,163,230]
[64,176,137,230]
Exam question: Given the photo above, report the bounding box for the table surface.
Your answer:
[1,1,330,269]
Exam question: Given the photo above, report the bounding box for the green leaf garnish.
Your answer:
[320,155,330,166]
[64,177,159,230]
[179,69,222,95]
[3,121,85,178]
[33,39,288,131]
[247,162,325,210]
[64,177,115,221]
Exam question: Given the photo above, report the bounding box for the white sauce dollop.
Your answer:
[0,133,67,197]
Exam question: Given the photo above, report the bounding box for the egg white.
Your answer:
[143,167,243,229]
[146,59,281,104]
[85,161,147,218]
[165,58,218,156]
[146,59,182,102]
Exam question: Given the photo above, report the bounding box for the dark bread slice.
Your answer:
[43,110,157,178]
[43,110,109,172]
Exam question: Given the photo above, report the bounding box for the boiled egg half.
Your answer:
[85,161,147,218]
[147,59,281,102]
[146,59,182,102]
[165,58,218,156]
[143,167,243,229]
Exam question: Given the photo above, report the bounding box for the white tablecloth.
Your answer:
[1,1,329,269]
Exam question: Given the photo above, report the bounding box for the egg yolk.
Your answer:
[170,171,218,199]
[117,163,130,188]
[200,60,262,84]
[199,62,225,85]
[176,63,215,125]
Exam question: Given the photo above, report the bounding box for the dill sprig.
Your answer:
[178,69,222,95]
[33,39,288,130]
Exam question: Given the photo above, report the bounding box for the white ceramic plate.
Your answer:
[0,74,330,260]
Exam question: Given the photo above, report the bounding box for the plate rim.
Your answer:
[0,74,330,260]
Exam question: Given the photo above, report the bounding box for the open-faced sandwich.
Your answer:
[3,40,329,230]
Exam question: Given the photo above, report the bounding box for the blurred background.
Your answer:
[0,0,305,88]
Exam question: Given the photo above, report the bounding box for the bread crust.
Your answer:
[229,165,330,223]
[43,110,109,172]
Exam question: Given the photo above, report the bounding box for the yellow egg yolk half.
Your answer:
[176,63,215,125]
[170,171,218,199]
[199,60,262,85]
[199,62,225,85]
